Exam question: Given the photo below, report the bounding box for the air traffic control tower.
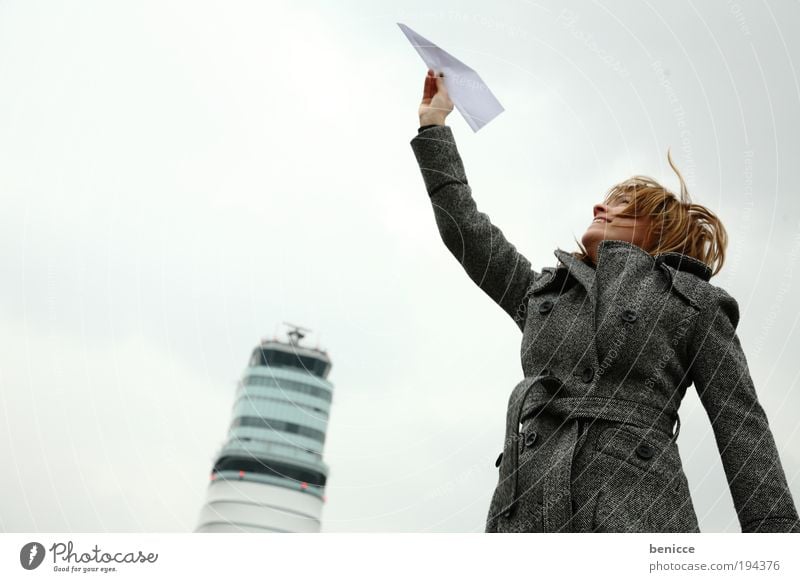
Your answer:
[195,324,334,533]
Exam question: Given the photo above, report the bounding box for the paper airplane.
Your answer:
[398,22,504,132]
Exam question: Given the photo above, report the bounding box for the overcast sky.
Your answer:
[1,0,799,533]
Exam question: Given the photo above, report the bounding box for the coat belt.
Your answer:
[495,374,681,532]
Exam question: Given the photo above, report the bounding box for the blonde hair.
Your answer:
[572,150,727,277]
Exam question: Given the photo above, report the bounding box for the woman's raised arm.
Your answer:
[410,70,539,331]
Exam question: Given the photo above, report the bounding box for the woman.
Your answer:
[412,69,800,533]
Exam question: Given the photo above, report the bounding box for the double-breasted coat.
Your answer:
[410,125,800,533]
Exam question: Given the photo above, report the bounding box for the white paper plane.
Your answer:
[398,22,504,132]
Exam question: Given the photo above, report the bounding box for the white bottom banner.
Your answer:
[1,533,797,581]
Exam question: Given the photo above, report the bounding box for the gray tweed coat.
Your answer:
[410,125,800,533]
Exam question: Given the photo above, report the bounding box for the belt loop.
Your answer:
[502,373,560,516]
[507,380,542,509]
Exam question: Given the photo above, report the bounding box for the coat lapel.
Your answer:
[550,240,710,369]
[552,248,597,303]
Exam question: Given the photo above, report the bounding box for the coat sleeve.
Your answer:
[689,285,800,532]
[409,125,537,332]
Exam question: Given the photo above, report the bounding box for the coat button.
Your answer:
[495,452,503,468]
[524,431,538,447]
[580,367,594,383]
[635,443,654,460]
[540,367,552,377]
[621,309,638,322]
[538,300,554,314]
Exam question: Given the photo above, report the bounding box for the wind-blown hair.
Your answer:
[572,150,727,277]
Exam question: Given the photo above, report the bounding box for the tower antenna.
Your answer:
[282,322,312,347]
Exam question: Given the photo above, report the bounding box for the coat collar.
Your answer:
[545,240,712,296]
[653,251,713,282]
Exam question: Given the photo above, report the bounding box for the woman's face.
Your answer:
[581,194,654,266]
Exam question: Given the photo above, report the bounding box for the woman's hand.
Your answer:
[418,68,454,126]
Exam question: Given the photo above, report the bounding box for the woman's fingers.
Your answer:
[422,69,436,103]
[435,72,445,89]
[421,73,432,103]
[434,73,452,103]
[420,69,453,122]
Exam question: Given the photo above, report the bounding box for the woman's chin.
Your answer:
[581,233,602,252]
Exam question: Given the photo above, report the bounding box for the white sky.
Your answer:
[1,0,799,533]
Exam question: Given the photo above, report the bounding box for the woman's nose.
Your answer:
[593,203,608,217]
